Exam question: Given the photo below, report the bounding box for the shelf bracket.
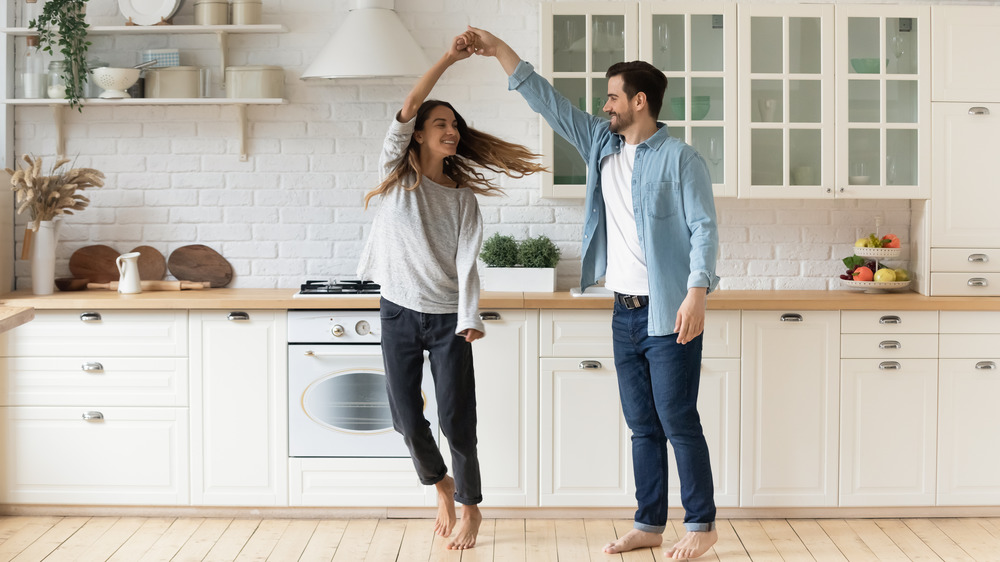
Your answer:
[236,104,248,161]
[217,31,228,93]
[52,104,65,158]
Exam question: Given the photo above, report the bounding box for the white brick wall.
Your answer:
[11,0,987,290]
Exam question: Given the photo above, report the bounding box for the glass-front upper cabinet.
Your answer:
[640,3,737,198]
[837,5,930,198]
[541,3,638,198]
[738,4,835,198]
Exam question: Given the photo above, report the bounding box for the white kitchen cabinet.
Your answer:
[937,311,1000,505]
[931,6,1000,103]
[190,310,287,506]
[740,310,840,507]
[540,2,737,198]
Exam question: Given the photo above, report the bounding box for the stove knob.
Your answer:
[355,320,371,336]
[331,325,345,337]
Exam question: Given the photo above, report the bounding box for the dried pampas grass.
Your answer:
[5,154,105,231]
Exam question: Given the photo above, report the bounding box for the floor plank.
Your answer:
[266,519,320,562]
[9,517,88,562]
[711,520,752,562]
[818,519,879,561]
[299,519,349,562]
[933,517,1000,561]
[363,519,405,562]
[106,517,176,562]
[787,519,847,561]
[460,517,496,562]
[330,519,378,562]
[554,519,590,562]
[524,519,557,562]
[873,519,943,562]
[493,518,527,562]
[40,516,117,562]
[171,518,235,562]
[0,517,65,562]
[138,517,205,562]
[759,519,812,561]
[233,518,290,561]
[845,519,910,561]
[74,516,146,562]
[730,519,782,561]
[0,519,29,544]
[202,519,262,562]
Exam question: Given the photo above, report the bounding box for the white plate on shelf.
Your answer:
[119,0,183,26]
[840,279,911,293]
[853,246,902,259]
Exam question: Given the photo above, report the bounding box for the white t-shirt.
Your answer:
[600,141,650,296]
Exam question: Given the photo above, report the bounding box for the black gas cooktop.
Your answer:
[298,279,381,295]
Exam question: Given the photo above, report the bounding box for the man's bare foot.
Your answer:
[446,504,482,550]
[602,528,663,554]
[433,475,457,538]
[665,529,718,559]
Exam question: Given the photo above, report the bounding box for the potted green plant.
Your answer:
[30,0,92,110]
[480,233,560,292]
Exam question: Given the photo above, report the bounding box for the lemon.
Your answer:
[893,268,909,281]
[855,237,871,248]
[873,268,896,283]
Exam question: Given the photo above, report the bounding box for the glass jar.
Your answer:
[47,60,67,99]
[22,35,48,99]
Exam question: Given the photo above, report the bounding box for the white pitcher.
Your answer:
[116,252,142,294]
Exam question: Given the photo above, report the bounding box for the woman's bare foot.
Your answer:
[446,504,482,550]
[603,528,663,554]
[665,529,718,559]
[433,476,457,537]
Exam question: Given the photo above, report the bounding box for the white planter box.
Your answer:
[482,267,556,292]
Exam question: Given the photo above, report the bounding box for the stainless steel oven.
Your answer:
[287,308,437,458]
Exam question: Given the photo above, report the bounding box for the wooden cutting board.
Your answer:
[167,244,233,288]
[68,245,120,283]
[131,245,167,280]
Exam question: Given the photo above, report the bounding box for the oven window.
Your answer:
[303,370,394,433]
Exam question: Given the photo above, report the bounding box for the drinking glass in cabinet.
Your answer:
[887,17,918,75]
[651,14,684,72]
[592,16,625,72]
[752,80,781,123]
[886,130,917,185]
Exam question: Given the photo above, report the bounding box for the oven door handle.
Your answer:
[303,349,382,357]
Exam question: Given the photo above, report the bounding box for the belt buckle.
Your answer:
[624,294,641,309]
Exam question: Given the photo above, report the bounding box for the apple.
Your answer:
[853,266,874,282]
[855,237,871,248]
[893,268,910,281]
[882,233,901,248]
[874,268,896,283]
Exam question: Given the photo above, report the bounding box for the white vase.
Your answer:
[30,219,61,295]
[481,267,557,292]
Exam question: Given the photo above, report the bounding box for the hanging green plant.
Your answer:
[29,0,92,111]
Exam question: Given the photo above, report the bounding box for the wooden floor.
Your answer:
[1,516,1000,561]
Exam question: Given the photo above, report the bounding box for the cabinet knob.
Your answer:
[227,311,250,321]
[968,253,990,263]
[879,361,901,370]
[579,360,602,370]
[479,312,502,321]
[879,340,901,350]
[975,361,997,370]
[81,411,104,421]
[81,362,104,372]
[879,315,901,325]
[968,106,991,116]
[779,313,803,322]
[967,278,989,287]
[79,312,101,322]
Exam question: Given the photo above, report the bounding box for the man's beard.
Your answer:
[609,108,634,133]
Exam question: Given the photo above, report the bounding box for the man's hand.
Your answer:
[674,288,707,345]
[459,329,484,343]
[466,25,520,76]
[451,30,477,61]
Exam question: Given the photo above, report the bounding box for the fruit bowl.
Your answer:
[90,67,141,99]
[850,57,881,74]
[841,279,912,294]
[854,246,902,259]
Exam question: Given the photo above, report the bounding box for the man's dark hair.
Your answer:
[606,61,668,119]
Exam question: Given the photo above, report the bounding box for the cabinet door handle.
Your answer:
[879,315,901,325]
[780,313,803,322]
[969,106,991,116]
[968,278,989,287]
[479,312,502,321]
[79,312,102,322]
[81,362,104,372]
[227,311,250,321]
[968,253,990,263]
[976,361,997,370]
[879,340,901,350]
[879,361,901,370]
[81,411,104,421]
[579,360,602,370]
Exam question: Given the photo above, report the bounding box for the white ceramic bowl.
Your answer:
[90,67,140,99]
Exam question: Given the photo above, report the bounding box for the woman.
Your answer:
[357,31,544,550]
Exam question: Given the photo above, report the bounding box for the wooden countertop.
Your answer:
[0,306,34,332]
[3,289,1000,311]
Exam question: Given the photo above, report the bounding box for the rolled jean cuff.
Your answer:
[633,521,666,534]
[684,521,716,532]
[455,493,483,506]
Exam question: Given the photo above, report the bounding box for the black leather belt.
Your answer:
[614,292,649,309]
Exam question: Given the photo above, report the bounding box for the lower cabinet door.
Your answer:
[0,406,189,505]
[938,357,1000,505]
[539,357,632,507]
[840,359,938,506]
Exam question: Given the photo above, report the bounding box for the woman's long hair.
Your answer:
[364,100,546,208]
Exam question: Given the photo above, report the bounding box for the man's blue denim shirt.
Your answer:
[509,60,720,336]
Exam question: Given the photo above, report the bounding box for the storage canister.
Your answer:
[145,66,204,98]
[194,0,228,25]
[231,0,262,25]
[226,65,284,98]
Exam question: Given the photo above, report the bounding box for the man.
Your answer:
[466,27,720,560]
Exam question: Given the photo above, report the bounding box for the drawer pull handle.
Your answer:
[79,312,101,322]
[969,106,991,116]
[879,361,901,370]
[879,340,901,350]
[479,312,502,321]
[81,362,104,372]
[968,254,990,263]
[968,278,989,287]
[879,315,901,325]
[81,411,104,421]
[976,361,997,370]
[780,313,803,322]
[227,311,250,321]
[579,360,602,370]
